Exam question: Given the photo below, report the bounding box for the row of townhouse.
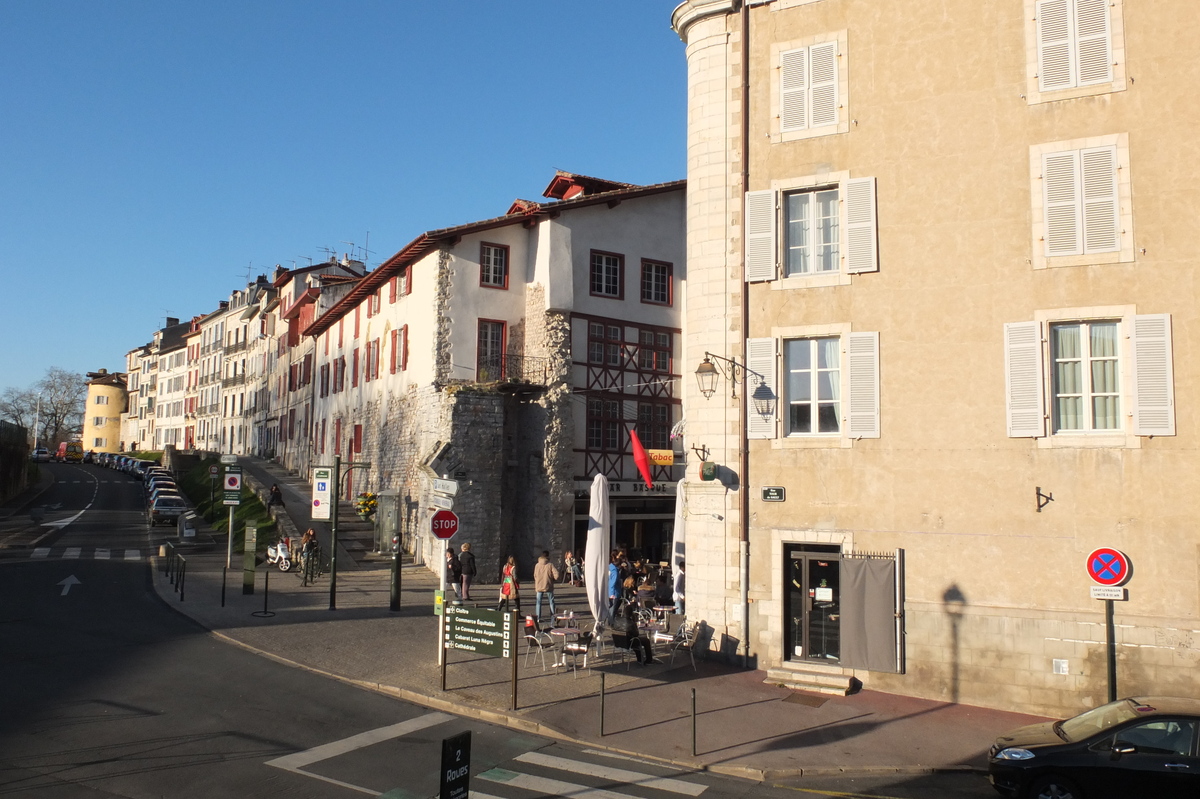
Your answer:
[115,171,687,583]
[673,0,1199,717]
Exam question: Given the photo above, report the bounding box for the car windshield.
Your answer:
[156,498,187,508]
[1059,699,1143,741]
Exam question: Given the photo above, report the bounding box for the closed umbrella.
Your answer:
[584,473,610,623]
[671,479,686,603]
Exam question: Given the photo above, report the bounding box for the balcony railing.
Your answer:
[221,374,246,388]
[475,354,552,387]
[226,339,247,354]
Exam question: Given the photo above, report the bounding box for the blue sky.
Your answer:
[0,1,686,391]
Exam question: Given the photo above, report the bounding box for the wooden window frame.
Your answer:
[589,250,625,300]
[480,242,510,290]
[639,260,673,306]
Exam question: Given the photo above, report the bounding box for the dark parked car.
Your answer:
[989,696,1200,799]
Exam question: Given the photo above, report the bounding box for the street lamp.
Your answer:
[693,352,776,419]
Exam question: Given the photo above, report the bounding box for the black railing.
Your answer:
[476,354,553,386]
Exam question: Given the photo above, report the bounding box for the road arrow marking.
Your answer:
[58,575,81,596]
[40,510,85,531]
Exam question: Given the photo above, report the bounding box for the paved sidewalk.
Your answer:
[154,457,1044,781]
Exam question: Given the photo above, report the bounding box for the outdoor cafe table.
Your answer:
[652,605,675,622]
[548,627,581,667]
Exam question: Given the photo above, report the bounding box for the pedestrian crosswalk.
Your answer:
[468,750,708,799]
[30,547,142,561]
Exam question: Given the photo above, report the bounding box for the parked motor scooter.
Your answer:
[266,537,292,571]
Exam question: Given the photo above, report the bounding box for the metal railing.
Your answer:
[163,544,187,602]
[475,354,553,386]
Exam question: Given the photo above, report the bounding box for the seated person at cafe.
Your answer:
[612,604,657,665]
[636,575,656,609]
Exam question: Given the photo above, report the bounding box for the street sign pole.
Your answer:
[329,455,340,611]
[1086,547,1131,704]
[438,538,448,666]
[1106,599,1117,702]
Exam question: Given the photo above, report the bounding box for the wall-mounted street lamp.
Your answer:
[694,352,776,419]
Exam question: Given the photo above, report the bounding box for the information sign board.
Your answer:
[433,478,459,496]
[1090,586,1128,601]
[311,467,332,521]
[440,731,471,799]
[219,454,238,465]
[430,494,455,511]
[444,606,514,658]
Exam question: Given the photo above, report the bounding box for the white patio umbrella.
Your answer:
[671,478,687,603]
[584,473,611,623]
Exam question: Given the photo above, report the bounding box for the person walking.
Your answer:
[497,555,521,614]
[445,547,463,600]
[607,550,620,619]
[458,542,476,600]
[533,550,560,622]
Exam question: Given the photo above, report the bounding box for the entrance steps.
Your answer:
[765,661,855,696]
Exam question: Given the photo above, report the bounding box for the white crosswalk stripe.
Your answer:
[63,547,81,559]
[95,548,110,560]
[29,547,145,561]
[512,752,706,795]
[478,768,638,799]
[125,549,140,561]
[32,547,50,558]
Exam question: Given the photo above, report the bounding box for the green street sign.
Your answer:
[444,606,515,658]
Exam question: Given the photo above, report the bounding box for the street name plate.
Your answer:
[433,478,459,496]
[444,606,514,658]
[1090,586,1127,601]
[430,493,455,511]
[219,454,238,465]
[761,486,786,502]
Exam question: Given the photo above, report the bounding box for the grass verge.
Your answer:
[178,456,275,552]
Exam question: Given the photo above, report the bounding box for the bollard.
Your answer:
[221,566,227,608]
[600,672,606,737]
[691,686,700,758]
[178,558,186,602]
[252,568,275,618]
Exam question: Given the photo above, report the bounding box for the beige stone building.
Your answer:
[82,370,127,454]
[672,0,1196,717]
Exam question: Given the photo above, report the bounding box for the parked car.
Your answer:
[31,448,50,462]
[148,487,182,508]
[145,478,178,497]
[147,495,188,527]
[989,696,1200,799]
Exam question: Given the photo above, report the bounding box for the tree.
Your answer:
[0,367,87,447]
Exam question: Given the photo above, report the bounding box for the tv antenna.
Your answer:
[296,255,313,266]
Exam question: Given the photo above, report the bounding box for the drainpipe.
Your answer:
[739,0,752,669]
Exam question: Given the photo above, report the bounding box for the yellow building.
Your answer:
[83,369,127,454]
[673,0,1196,717]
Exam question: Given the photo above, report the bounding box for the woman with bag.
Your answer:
[497,555,521,614]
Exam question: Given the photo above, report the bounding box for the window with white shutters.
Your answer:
[1041,145,1120,258]
[1036,0,1112,92]
[744,174,878,283]
[780,41,839,134]
[746,337,778,440]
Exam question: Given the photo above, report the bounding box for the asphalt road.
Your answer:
[0,465,999,798]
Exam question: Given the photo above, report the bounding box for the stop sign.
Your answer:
[431,510,459,540]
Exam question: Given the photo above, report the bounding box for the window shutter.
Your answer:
[1043,150,1082,256]
[1036,0,1075,91]
[846,332,880,438]
[845,177,878,274]
[1131,314,1175,436]
[1074,0,1112,86]
[745,337,777,440]
[809,41,838,129]
[389,276,397,303]
[400,324,409,371]
[1004,321,1046,438]
[1080,145,1119,253]
[780,47,808,131]
[389,329,398,374]
[744,190,777,282]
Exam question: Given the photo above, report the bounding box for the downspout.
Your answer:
[739,0,752,669]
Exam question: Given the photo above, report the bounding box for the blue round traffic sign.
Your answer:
[1087,548,1131,587]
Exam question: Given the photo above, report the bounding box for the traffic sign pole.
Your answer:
[1086,548,1131,703]
[438,537,447,667]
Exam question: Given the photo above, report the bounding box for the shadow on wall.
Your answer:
[943,583,968,705]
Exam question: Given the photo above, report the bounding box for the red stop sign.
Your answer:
[431,510,459,540]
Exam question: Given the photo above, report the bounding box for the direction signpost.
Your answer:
[1087,547,1132,702]
[223,465,242,568]
[443,606,518,710]
[432,510,460,667]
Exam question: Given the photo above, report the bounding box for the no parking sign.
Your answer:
[223,466,242,506]
[1087,548,1131,590]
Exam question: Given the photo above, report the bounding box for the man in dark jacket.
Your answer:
[445,548,462,600]
[612,604,656,665]
[458,542,477,600]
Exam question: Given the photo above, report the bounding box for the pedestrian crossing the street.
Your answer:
[27,547,142,562]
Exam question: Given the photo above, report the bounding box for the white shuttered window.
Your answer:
[1042,145,1119,258]
[1036,0,1113,92]
[746,338,778,439]
[780,42,839,133]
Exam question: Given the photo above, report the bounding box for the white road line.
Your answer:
[95,548,110,560]
[467,792,505,799]
[266,712,453,771]
[125,549,140,561]
[478,768,639,799]
[32,548,50,559]
[63,547,81,559]
[514,752,707,795]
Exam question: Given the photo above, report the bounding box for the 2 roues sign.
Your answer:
[431,510,459,540]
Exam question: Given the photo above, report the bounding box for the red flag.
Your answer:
[629,428,654,489]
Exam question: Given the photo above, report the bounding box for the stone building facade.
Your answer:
[672,0,1199,717]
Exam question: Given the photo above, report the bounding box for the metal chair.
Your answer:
[653,618,697,671]
[562,631,594,678]
[523,616,553,671]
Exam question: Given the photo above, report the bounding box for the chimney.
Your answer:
[166,317,179,327]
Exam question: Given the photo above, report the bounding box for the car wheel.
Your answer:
[1029,775,1083,799]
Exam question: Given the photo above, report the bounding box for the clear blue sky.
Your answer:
[0,1,686,391]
